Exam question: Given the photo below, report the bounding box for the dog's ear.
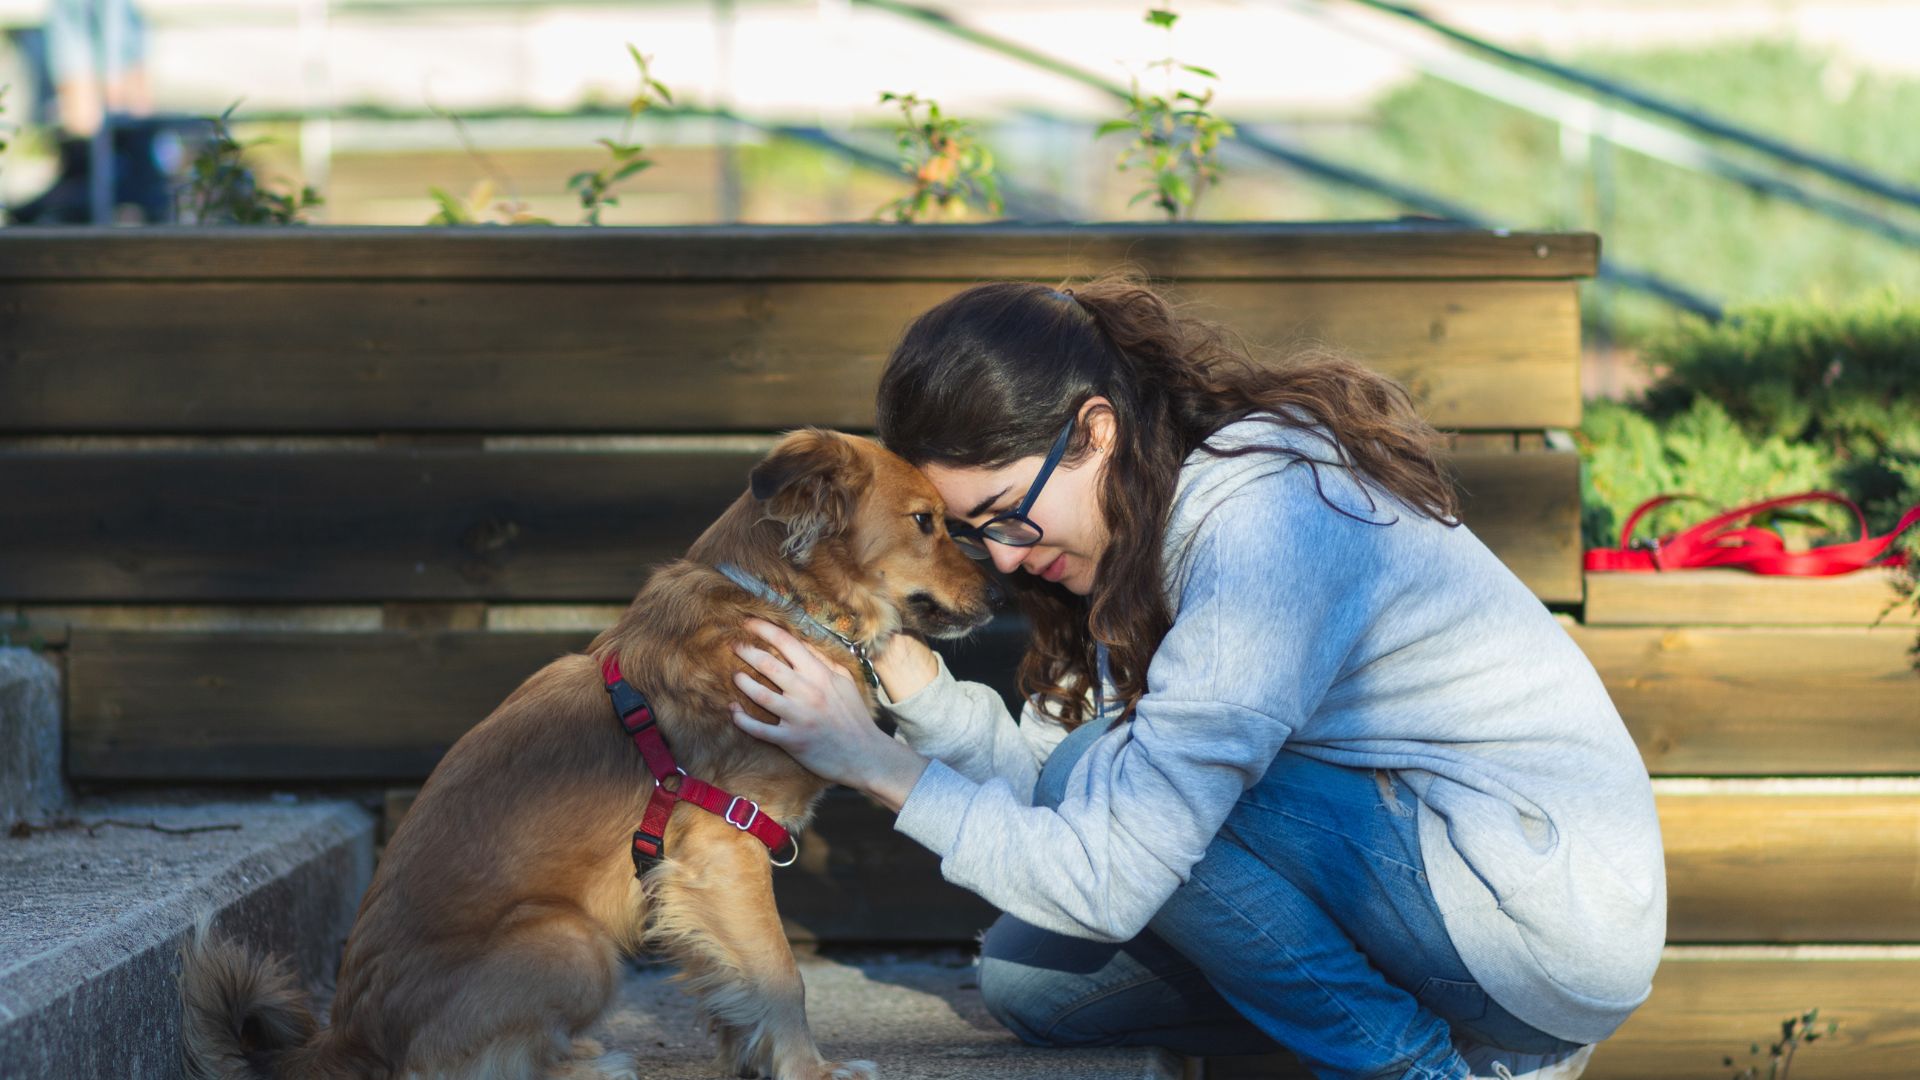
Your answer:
[750,429,862,563]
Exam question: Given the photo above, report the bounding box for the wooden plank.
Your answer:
[1449,433,1519,452]
[1585,568,1918,628]
[67,630,599,780]
[1,447,1580,603]
[0,447,760,603]
[780,783,1000,943]
[1204,951,1920,1080]
[65,622,1028,780]
[1590,950,1920,1079]
[385,778,1920,946]
[1569,625,1920,774]
[0,279,1578,432]
[1451,448,1583,604]
[0,225,1600,281]
[1658,789,1920,941]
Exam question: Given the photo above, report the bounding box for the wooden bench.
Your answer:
[4,223,1914,1077]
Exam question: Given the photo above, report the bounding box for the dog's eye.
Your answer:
[911,512,935,535]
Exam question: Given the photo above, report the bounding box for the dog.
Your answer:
[180,428,998,1080]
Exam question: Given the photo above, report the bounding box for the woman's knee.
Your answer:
[976,913,1146,1049]
[975,953,1058,1046]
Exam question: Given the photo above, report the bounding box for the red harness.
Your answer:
[601,653,798,875]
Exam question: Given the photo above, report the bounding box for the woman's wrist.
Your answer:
[872,631,941,702]
[861,736,932,813]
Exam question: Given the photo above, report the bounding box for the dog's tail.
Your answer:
[179,914,321,1080]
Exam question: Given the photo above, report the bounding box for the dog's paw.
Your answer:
[587,1048,641,1080]
[823,1059,878,1080]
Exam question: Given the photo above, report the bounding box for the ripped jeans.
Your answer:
[975,718,1588,1079]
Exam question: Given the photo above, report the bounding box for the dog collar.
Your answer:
[715,562,882,692]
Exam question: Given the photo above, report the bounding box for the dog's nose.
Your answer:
[983,574,1008,606]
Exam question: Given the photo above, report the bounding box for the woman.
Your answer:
[725,271,1665,1080]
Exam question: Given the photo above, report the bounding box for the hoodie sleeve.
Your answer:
[885,649,1075,800]
[891,465,1387,941]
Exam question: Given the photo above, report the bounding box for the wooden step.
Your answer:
[1204,947,1920,1080]
[1585,568,1916,628]
[1565,622,1920,774]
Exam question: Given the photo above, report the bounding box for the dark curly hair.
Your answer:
[875,266,1461,729]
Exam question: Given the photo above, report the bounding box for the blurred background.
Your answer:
[0,1,1915,405]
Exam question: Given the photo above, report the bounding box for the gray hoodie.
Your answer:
[887,411,1666,1046]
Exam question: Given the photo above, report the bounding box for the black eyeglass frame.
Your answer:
[947,414,1078,560]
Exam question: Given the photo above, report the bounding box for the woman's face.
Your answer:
[919,399,1114,597]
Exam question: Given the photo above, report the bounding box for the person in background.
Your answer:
[45,0,152,139]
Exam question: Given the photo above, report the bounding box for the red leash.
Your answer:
[601,653,798,874]
[1585,490,1920,575]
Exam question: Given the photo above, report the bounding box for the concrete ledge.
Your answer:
[605,948,1187,1080]
[0,798,375,1080]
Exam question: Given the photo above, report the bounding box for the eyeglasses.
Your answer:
[947,415,1076,561]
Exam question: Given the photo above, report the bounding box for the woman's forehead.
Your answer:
[919,460,1024,516]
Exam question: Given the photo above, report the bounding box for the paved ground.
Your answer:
[601,947,1184,1080]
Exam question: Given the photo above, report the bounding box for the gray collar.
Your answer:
[715,562,882,692]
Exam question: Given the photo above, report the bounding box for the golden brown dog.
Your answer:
[179,428,997,1080]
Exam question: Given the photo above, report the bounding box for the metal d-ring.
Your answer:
[769,833,801,868]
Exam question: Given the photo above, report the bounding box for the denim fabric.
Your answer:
[977,716,1587,1079]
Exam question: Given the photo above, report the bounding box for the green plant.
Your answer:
[568,44,672,226]
[1638,289,1920,533]
[426,180,550,226]
[1575,396,1840,548]
[178,102,321,225]
[872,91,1002,223]
[421,99,551,226]
[1095,6,1235,220]
[1722,1007,1836,1080]
[0,613,47,653]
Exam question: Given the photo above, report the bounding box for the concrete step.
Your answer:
[0,796,375,1080]
[0,791,1178,1079]
[604,947,1188,1080]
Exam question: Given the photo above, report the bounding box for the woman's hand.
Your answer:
[871,630,940,702]
[728,618,931,812]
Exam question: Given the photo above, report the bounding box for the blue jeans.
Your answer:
[976,718,1587,1079]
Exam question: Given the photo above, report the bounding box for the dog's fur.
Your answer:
[180,429,996,1080]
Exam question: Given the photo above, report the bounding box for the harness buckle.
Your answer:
[632,829,665,875]
[724,795,760,831]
